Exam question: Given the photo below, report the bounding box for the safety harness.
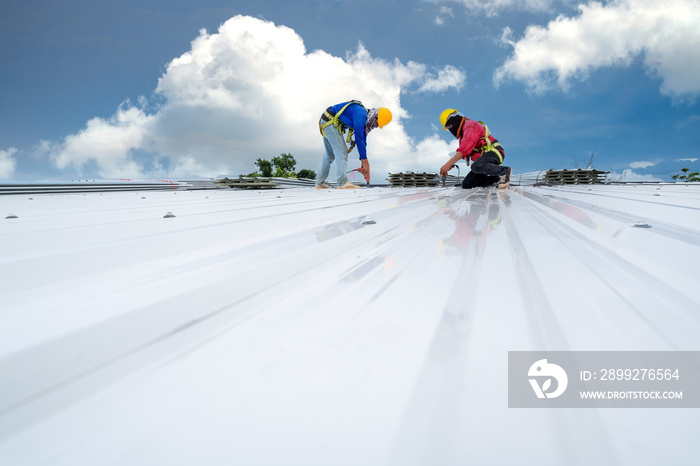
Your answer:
[319,100,364,153]
[476,121,504,165]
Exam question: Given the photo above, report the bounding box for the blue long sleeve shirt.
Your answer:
[328,101,370,160]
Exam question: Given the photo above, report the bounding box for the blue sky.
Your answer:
[1,0,699,182]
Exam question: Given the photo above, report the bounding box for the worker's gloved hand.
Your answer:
[360,159,370,183]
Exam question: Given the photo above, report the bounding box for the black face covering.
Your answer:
[445,114,464,138]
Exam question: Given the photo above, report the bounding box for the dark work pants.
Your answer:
[462,151,508,189]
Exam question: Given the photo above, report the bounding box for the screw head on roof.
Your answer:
[5,214,18,219]
[633,222,651,228]
[362,218,376,225]
[163,212,176,218]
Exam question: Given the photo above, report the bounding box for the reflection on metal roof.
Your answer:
[1,183,699,465]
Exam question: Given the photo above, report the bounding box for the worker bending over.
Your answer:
[316,100,392,189]
[438,109,511,189]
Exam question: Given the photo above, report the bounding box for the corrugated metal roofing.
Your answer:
[0,180,193,194]
[1,183,699,465]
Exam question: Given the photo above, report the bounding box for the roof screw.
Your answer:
[633,222,651,228]
[163,212,176,218]
[141,197,146,199]
[5,214,18,219]
[362,218,376,225]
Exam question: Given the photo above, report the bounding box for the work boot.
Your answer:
[498,167,511,189]
[338,182,360,189]
[315,183,330,189]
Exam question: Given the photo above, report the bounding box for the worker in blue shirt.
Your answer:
[316,100,392,189]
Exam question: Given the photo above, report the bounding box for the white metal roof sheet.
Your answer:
[1,183,699,465]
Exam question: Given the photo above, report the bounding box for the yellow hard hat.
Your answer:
[440,108,458,130]
[377,107,392,128]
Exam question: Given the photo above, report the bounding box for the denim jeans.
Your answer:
[316,124,349,187]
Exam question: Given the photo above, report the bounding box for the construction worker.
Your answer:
[316,100,392,189]
[438,109,511,189]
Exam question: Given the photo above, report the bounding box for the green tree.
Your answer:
[272,153,297,177]
[671,168,700,182]
[255,158,273,177]
[296,169,317,180]
[247,154,315,179]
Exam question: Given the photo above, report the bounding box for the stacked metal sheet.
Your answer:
[543,169,609,184]
[218,177,282,189]
[270,177,318,188]
[176,179,227,190]
[387,172,439,187]
[218,177,335,189]
[511,169,609,186]
[0,180,192,195]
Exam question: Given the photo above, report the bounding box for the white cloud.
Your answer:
[609,168,662,182]
[370,132,455,176]
[52,103,155,178]
[0,147,18,179]
[428,0,565,17]
[678,158,698,162]
[435,6,455,25]
[494,0,700,100]
[50,15,465,180]
[629,161,656,169]
[417,65,466,93]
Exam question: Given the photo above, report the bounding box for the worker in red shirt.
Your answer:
[438,109,511,189]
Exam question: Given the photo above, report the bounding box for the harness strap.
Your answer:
[319,101,364,153]
[477,121,504,165]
